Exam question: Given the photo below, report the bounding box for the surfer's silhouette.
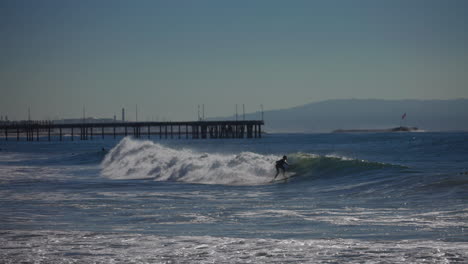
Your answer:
[274,155,289,179]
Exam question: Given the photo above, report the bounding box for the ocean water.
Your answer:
[0,132,467,263]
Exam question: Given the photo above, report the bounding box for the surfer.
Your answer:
[274,155,289,179]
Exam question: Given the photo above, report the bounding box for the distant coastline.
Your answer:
[332,126,419,133]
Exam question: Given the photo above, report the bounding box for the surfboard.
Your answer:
[271,172,297,183]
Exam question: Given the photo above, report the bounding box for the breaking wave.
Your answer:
[100,138,405,186]
[101,138,279,185]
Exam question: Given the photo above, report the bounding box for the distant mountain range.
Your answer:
[215,99,468,133]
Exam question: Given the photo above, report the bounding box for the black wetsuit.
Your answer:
[275,158,288,177]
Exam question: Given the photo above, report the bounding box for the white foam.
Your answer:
[101,137,279,185]
[1,230,467,263]
[232,207,468,229]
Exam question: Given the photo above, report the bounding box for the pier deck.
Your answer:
[0,120,264,141]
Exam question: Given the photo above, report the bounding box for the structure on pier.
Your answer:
[0,120,264,141]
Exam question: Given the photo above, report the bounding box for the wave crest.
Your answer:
[101,138,278,185]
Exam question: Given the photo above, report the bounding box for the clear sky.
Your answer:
[1,0,467,121]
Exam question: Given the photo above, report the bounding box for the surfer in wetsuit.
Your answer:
[274,155,289,179]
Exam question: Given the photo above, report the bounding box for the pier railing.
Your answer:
[0,120,264,141]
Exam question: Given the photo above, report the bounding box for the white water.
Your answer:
[2,230,467,264]
[101,137,279,185]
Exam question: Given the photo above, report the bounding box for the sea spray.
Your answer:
[101,137,279,185]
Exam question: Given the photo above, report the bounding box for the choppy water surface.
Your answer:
[0,133,467,263]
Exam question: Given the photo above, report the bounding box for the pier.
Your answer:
[0,120,264,141]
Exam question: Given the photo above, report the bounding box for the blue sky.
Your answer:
[1,0,467,121]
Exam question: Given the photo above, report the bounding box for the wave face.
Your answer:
[101,138,404,186]
[287,152,406,179]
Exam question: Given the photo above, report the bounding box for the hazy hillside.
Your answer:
[216,99,468,133]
